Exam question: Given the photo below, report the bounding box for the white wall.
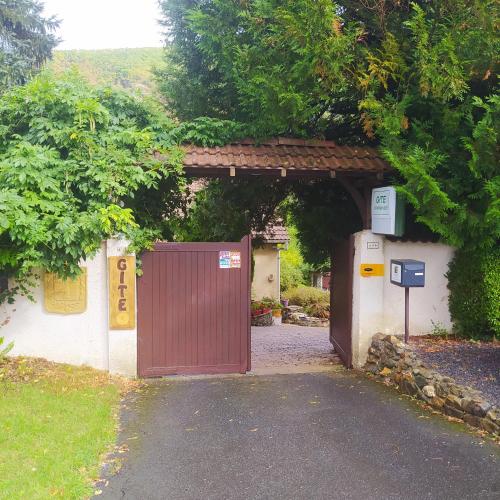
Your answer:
[106,239,137,377]
[383,240,454,335]
[351,231,385,367]
[0,239,138,377]
[0,244,109,371]
[350,231,454,367]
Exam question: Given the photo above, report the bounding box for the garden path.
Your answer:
[250,324,341,374]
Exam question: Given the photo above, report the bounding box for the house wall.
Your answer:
[350,230,454,367]
[252,244,280,300]
[0,240,137,377]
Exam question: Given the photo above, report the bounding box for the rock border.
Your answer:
[282,306,329,328]
[365,333,499,436]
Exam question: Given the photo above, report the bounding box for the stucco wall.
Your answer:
[0,239,137,377]
[252,245,280,300]
[350,230,454,367]
[351,231,385,368]
[0,243,109,371]
[383,240,454,336]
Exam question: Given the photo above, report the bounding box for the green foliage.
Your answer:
[157,0,363,138]
[282,285,330,318]
[167,116,246,147]
[0,0,59,90]
[279,226,308,292]
[447,247,500,339]
[359,2,499,251]
[174,178,292,243]
[285,181,362,267]
[255,297,281,310]
[47,48,165,95]
[0,72,184,300]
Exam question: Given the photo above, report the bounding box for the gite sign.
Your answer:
[371,186,405,236]
[108,256,136,330]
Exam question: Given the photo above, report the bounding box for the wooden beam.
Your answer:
[337,175,371,229]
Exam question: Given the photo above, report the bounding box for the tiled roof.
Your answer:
[183,137,389,175]
[253,224,290,244]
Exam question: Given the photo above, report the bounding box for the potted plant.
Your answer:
[261,297,283,325]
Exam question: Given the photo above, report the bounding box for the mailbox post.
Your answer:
[390,259,425,343]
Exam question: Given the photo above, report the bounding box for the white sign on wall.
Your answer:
[371,186,405,236]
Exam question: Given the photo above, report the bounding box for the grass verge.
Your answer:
[0,357,135,499]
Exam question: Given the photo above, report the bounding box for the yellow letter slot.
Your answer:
[360,264,384,277]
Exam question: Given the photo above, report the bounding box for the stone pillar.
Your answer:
[106,239,137,377]
[351,230,385,367]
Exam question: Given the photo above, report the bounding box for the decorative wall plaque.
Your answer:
[44,267,87,314]
[108,256,136,330]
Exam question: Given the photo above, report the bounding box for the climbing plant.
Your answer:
[0,72,185,304]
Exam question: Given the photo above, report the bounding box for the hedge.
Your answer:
[447,246,500,338]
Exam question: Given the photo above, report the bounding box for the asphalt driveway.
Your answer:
[97,372,499,500]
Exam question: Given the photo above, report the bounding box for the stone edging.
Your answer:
[365,333,499,436]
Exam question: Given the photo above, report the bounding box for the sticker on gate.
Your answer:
[219,251,241,269]
[219,251,231,268]
[230,251,241,268]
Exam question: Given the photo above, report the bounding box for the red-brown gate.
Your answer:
[330,236,354,367]
[137,236,251,377]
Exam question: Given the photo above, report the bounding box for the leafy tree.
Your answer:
[173,178,292,242]
[279,226,309,292]
[0,72,184,303]
[0,0,59,90]
[157,0,364,139]
[359,1,499,251]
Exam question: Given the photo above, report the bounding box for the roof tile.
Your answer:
[182,137,390,174]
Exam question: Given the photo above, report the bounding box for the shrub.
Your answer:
[279,226,309,292]
[283,286,330,318]
[447,246,500,339]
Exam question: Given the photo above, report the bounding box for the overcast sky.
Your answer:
[43,0,164,50]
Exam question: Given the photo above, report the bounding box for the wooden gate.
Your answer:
[137,236,251,377]
[330,236,354,367]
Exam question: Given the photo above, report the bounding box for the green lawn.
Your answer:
[0,358,130,499]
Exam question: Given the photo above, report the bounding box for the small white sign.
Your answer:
[391,262,402,284]
[371,186,404,236]
[367,241,380,250]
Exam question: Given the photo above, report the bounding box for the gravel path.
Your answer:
[412,338,500,407]
[251,324,341,374]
